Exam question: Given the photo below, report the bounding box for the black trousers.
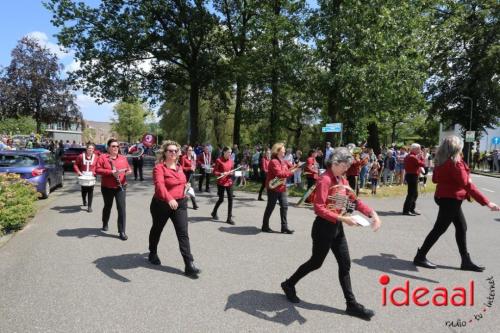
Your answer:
[212,185,233,220]
[149,197,193,263]
[347,175,358,196]
[419,198,468,256]
[132,158,144,180]
[306,177,316,190]
[183,171,198,208]
[288,217,355,303]
[262,190,289,229]
[198,168,211,191]
[252,165,259,180]
[101,187,126,232]
[258,172,267,198]
[81,186,94,207]
[403,173,418,213]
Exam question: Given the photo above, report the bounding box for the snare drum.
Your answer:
[204,167,213,174]
[234,170,242,177]
[78,175,96,187]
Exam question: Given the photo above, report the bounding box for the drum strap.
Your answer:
[203,152,211,168]
[82,153,95,172]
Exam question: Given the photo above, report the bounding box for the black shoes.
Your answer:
[87,207,93,213]
[345,302,375,320]
[102,223,108,231]
[281,280,300,303]
[193,204,199,210]
[83,201,87,206]
[257,197,265,201]
[281,228,294,234]
[148,252,161,265]
[261,227,274,233]
[184,261,201,279]
[460,253,485,272]
[413,248,436,269]
[119,232,128,241]
[410,210,421,215]
[402,211,417,216]
[226,219,235,225]
[211,211,219,220]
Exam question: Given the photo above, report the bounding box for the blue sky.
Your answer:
[0,0,116,122]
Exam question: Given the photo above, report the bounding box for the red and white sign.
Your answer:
[142,134,156,148]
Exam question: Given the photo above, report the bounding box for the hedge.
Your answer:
[0,173,38,235]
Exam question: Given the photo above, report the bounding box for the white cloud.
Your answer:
[65,59,81,73]
[75,93,116,122]
[25,31,70,60]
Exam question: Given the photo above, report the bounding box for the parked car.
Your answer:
[0,150,64,199]
[61,147,87,169]
[95,144,107,155]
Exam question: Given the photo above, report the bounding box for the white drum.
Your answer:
[78,175,96,187]
[205,167,213,174]
[234,171,242,177]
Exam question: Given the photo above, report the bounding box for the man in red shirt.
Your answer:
[402,143,425,216]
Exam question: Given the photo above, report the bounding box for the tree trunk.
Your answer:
[233,80,243,145]
[367,121,381,155]
[269,0,281,145]
[189,79,200,144]
[391,121,397,144]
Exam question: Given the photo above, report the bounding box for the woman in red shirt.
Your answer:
[211,147,236,224]
[73,143,98,212]
[304,150,319,190]
[261,142,300,234]
[281,147,381,320]
[180,145,199,210]
[148,140,200,278]
[413,136,499,272]
[96,139,131,240]
[257,148,271,201]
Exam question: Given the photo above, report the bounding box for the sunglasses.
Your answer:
[167,149,178,153]
[110,145,119,148]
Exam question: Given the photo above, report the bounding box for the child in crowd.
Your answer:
[369,160,380,195]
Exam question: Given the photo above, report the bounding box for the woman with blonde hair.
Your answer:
[148,140,200,278]
[261,143,301,234]
[413,136,499,272]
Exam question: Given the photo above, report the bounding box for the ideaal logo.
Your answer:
[379,274,495,328]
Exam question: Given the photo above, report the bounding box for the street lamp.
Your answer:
[462,96,473,165]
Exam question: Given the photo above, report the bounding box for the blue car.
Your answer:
[0,150,64,199]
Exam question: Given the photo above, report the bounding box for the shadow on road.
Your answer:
[57,228,119,239]
[376,211,404,217]
[352,253,440,283]
[224,290,344,325]
[218,226,261,235]
[51,205,84,214]
[93,252,184,283]
[494,218,500,223]
[188,216,215,223]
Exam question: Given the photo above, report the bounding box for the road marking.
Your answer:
[481,188,495,193]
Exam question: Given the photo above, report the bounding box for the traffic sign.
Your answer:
[492,137,500,145]
[465,131,475,143]
[324,123,342,133]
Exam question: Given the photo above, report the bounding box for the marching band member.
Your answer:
[211,147,236,224]
[148,140,201,278]
[281,147,381,320]
[413,136,499,271]
[257,148,271,201]
[73,143,97,212]
[96,138,132,240]
[181,145,199,210]
[261,143,299,234]
[402,143,425,216]
[197,145,213,192]
[128,140,144,181]
[346,151,367,196]
[304,150,319,190]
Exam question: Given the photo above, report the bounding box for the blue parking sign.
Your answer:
[492,137,500,145]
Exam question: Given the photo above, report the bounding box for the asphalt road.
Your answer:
[0,169,499,333]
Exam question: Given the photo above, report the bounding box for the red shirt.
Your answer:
[73,153,97,176]
[196,152,212,168]
[314,169,374,223]
[346,159,363,177]
[305,157,319,180]
[96,154,131,189]
[180,154,195,173]
[433,158,489,205]
[260,156,270,173]
[266,158,292,192]
[214,157,234,187]
[404,152,425,174]
[153,163,187,202]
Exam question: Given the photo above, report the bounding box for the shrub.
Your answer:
[0,173,38,235]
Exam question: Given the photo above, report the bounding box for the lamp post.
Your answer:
[462,96,473,165]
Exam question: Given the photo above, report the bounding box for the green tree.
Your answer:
[0,36,80,133]
[45,0,220,144]
[0,116,37,135]
[111,101,148,143]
